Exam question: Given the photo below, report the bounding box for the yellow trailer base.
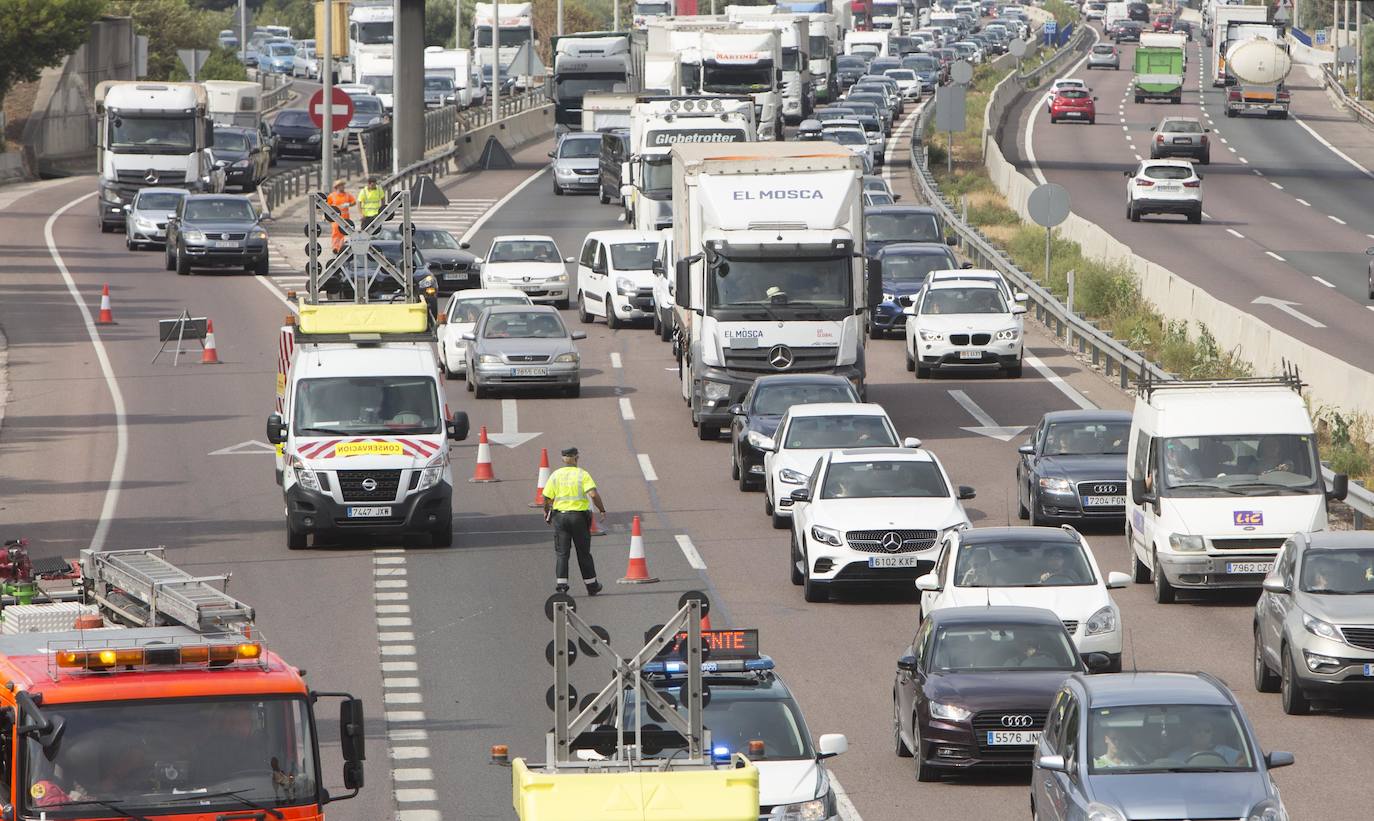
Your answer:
[511,758,759,821]
[297,301,430,335]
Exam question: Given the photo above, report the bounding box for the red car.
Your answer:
[1049,88,1096,124]
[1153,14,1173,31]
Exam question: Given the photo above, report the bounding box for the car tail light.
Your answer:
[1135,179,1154,187]
[1183,180,1201,188]
[1277,90,1291,101]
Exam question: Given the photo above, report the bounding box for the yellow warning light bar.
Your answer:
[55,642,263,672]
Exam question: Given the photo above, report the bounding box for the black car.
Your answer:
[1114,20,1145,43]
[893,605,1107,782]
[210,125,268,192]
[864,205,953,258]
[271,108,326,158]
[165,194,269,275]
[1016,410,1131,526]
[377,226,482,295]
[321,240,440,314]
[867,242,964,338]
[1126,0,1150,22]
[836,55,870,90]
[728,375,862,491]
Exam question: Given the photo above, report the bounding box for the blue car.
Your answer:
[262,42,296,74]
[866,242,963,338]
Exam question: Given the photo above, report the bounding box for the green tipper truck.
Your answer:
[1133,32,1186,104]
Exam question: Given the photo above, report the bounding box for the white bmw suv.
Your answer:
[904,279,1025,379]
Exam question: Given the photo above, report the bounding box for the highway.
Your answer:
[5,84,1373,820]
[1003,24,1374,370]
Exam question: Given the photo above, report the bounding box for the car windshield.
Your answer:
[135,192,184,211]
[109,115,196,152]
[751,383,856,415]
[214,131,250,152]
[482,311,567,339]
[1161,120,1203,133]
[906,56,938,69]
[865,212,942,243]
[886,69,917,80]
[867,192,894,205]
[1158,434,1320,493]
[558,137,601,158]
[610,242,658,271]
[1142,165,1193,180]
[784,415,897,449]
[294,375,440,435]
[412,230,461,250]
[1043,421,1130,455]
[274,110,312,127]
[826,128,867,146]
[656,690,812,760]
[1088,705,1255,773]
[1300,548,1374,594]
[883,252,954,283]
[23,697,317,817]
[268,44,294,56]
[424,76,454,91]
[353,97,383,115]
[837,56,867,69]
[930,624,1079,671]
[489,240,561,262]
[184,199,255,222]
[920,287,1008,315]
[362,75,395,94]
[822,460,948,499]
[450,296,528,323]
[953,538,1096,587]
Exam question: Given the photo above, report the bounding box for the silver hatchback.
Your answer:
[1086,43,1119,70]
[464,304,586,398]
[124,187,189,250]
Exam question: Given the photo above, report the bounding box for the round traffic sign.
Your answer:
[1009,39,1028,58]
[950,60,974,86]
[308,86,354,133]
[1028,183,1071,228]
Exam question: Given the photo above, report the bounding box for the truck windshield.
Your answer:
[636,2,671,13]
[294,375,442,435]
[1157,434,1321,495]
[703,64,775,94]
[555,75,627,105]
[476,28,533,48]
[362,75,395,94]
[24,696,317,817]
[781,48,801,72]
[707,254,853,320]
[355,21,393,44]
[109,116,196,153]
[642,158,673,194]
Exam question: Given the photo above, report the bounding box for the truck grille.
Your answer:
[845,529,937,553]
[116,169,187,185]
[1209,538,1287,550]
[338,469,401,502]
[949,333,992,346]
[1341,627,1374,651]
[721,345,838,375]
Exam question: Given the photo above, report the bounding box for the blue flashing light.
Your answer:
[712,745,732,762]
[644,655,775,676]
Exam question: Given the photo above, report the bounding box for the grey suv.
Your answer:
[1031,672,1294,821]
[1254,530,1374,714]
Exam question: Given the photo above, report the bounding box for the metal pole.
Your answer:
[1066,268,1075,315]
[491,0,500,121]
[323,0,334,189]
[558,0,565,36]
[1358,0,1364,98]
[614,0,620,31]
[239,0,247,62]
[946,130,952,175]
[1044,227,1051,283]
[457,0,463,47]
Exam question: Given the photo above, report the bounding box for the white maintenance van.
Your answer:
[671,141,873,440]
[1126,371,1348,604]
[700,30,785,140]
[95,81,221,232]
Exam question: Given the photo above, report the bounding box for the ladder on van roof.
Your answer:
[1135,361,1303,399]
[82,548,255,633]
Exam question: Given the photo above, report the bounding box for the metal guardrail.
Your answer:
[261,72,293,113]
[1319,63,1374,127]
[1018,24,1093,90]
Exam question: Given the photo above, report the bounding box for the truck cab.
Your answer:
[701,31,785,141]
[552,33,639,130]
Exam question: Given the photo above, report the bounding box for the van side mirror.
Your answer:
[1130,476,1154,505]
[675,258,694,310]
[866,258,884,308]
[447,411,470,441]
[1265,751,1295,769]
[958,485,976,500]
[914,573,941,592]
[266,413,286,445]
[1327,472,1349,502]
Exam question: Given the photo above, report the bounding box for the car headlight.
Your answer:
[810,525,842,547]
[549,273,568,283]
[774,794,832,821]
[1085,605,1117,636]
[288,455,322,492]
[554,166,575,177]
[134,217,158,230]
[183,231,207,244]
[415,452,448,492]
[1246,798,1288,821]
[307,134,322,143]
[1038,476,1074,494]
[249,229,268,240]
[703,380,730,400]
[1168,533,1206,552]
[928,701,972,722]
[779,468,809,485]
[1303,650,1343,673]
[882,292,896,302]
[478,354,501,364]
[995,327,1019,341]
[918,328,944,341]
[1302,613,1341,642]
[1085,805,1127,821]
[554,352,579,363]
[616,276,637,296]
[233,159,252,167]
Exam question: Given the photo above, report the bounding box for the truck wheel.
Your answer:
[1134,95,1143,103]
[287,527,307,550]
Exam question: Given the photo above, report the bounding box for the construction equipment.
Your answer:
[82,547,254,632]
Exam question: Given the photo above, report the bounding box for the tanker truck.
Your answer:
[1223,26,1292,119]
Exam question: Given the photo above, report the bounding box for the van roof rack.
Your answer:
[1135,361,1303,400]
[82,548,254,633]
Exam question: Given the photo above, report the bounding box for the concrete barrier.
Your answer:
[453,104,554,170]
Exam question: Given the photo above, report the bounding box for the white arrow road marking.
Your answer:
[1251,296,1326,328]
[948,389,1028,442]
[487,398,541,448]
[209,439,277,455]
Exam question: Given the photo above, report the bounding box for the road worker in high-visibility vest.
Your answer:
[358,175,385,229]
[326,179,356,254]
[542,446,607,595]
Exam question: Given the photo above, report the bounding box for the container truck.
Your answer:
[95,81,220,232]
[700,30,785,139]
[1133,32,1185,103]
[1210,3,1268,86]
[552,32,642,129]
[870,0,904,31]
[670,141,872,439]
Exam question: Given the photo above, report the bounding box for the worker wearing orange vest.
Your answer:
[326,179,356,254]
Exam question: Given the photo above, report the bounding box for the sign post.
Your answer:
[322,0,334,188]
[1027,183,1070,284]
[177,49,210,82]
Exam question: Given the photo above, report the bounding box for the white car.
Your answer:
[820,124,874,174]
[437,288,532,377]
[1084,2,1107,20]
[477,235,573,308]
[575,229,660,329]
[924,267,1027,306]
[788,446,975,602]
[904,279,1025,379]
[292,43,319,78]
[883,68,924,99]
[1125,159,1203,224]
[916,525,1130,671]
[753,402,918,529]
[1045,78,1088,111]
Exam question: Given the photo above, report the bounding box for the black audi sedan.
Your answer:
[165,194,269,275]
[377,226,482,295]
[863,205,954,259]
[1016,410,1131,526]
[727,374,861,492]
[893,606,1107,782]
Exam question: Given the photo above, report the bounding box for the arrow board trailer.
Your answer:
[700,31,785,140]
[671,141,870,440]
[552,33,641,129]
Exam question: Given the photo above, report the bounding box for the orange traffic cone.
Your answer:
[590,510,608,537]
[528,448,551,508]
[700,612,712,631]
[618,515,658,584]
[469,425,497,482]
[201,319,221,364]
[96,284,116,325]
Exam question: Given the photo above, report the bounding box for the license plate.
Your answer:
[958,350,982,360]
[1157,183,1181,191]
[1364,664,1374,677]
[987,730,1041,746]
[580,176,598,183]
[442,272,469,280]
[211,240,239,248]
[1063,111,1081,117]
[1173,137,1192,144]
[1084,495,1125,507]
[517,284,542,291]
[511,367,549,377]
[868,555,921,568]
[347,506,392,518]
[1226,561,1273,574]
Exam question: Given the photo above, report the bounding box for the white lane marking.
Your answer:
[1313,276,1336,288]
[382,660,419,672]
[376,547,405,554]
[610,352,622,368]
[254,274,299,313]
[390,747,431,759]
[379,631,416,642]
[375,566,407,576]
[1293,116,1374,180]
[1134,154,1142,161]
[1226,228,1245,238]
[390,729,428,741]
[832,773,864,821]
[1219,137,1228,144]
[375,579,408,588]
[1294,198,1312,207]
[619,397,635,420]
[1265,251,1287,262]
[384,691,424,704]
[1253,169,1264,176]
[375,591,409,601]
[1202,211,1212,219]
[377,617,413,627]
[375,556,405,565]
[393,769,435,782]
[638,453,658,481]
[377,604,411,614]
[503,397,517,435]
[1270,182,1284,190]
[1121,125,1128,131]
[396,812,442,821]
[381,644,417,656]
[459,165,550,244]
[1024,352,1096,410]
[675,534,707,570]
[1329,215,1347,225]
[1368,306,1374,312]
[1239,157,1249,164]
[395,789,439,803]
[45,192,127,551]
[386,711,426,722]
[384,678,422,688]
[1227,146,1236,153]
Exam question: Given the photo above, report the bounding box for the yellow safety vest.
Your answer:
[358,185,384,217]
[545,467,596,512]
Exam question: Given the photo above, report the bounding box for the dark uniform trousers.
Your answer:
[553,510,597,581]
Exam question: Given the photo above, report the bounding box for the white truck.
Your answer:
[843,30,890,59]
[626,95,756,233]
[580,91,641,131]
[870,0,904,32]
[803,13,841,103]
[1210,3,1269,85]
[644,53,683,95]
[340,1,394,83]
[700,30,784,140]
[1224,31,1293,118]
[734,14,815,123]
[473,2,537,86]
[1126,373,1348,604]
[1104,1,1130,30]
[356,52,396,112]
[633,0,676,30]
[95,81,220,232]
[670,141,873,439]
[552,33,641,130]
[424,47,481,108]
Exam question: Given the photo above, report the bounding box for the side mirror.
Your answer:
[866,258,885,308]
[747,432,776,452]
[790,488,812,503]
[675,258,693,310]
[1011,304,1027,315]
[122,203,132,212]
[727,403,745,416]
[571,331,587,340]
[1265,751,1295,769]
[896,654,918,673]
[564,256,575,264]
[339,698,366,791]
[460,331,477,341]
[914,573,941,592]
[592,263,607,275]
[1018,443,1035,456]
[817,733,848,759]
[1105,571,1131,589]
[1327,472,1349,501]
[945,235,957,246]
[652,259,665,275]
[902,305,916,316]
[1084,652,1112,672]
[547,151,556,158]
[447,411,470,441]
[958,485,976,500]
[1123,170,1133,177]
[1130,476,1154,505]
[959,261,975,269]
[903,436,922,448]
[266,413,287,445]
[1149,126,1156,131]
[893,193,902,201]
[1262,576,1290,594]
[1036,753,1067,773]
[459,241,471,249]
[1014,291,1029,302]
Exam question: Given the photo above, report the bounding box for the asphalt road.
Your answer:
[3,86,1372,821]
[1003,24,1374,371]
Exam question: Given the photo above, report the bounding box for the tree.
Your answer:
[107,0,234,81]
[0,0,107,103]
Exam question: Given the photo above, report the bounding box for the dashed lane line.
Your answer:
[1226,228,1245,239]
[1313,276,1336,288]
[1329,215,1347,225]
[610,352,623,368]
[373,553,438,819]
[1295,198,1311,207]
[1265,251,1286,262]
[638,453,658,481]
[619,397,635,420]
[675,534,707,570]
[1270,182,1284,190]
